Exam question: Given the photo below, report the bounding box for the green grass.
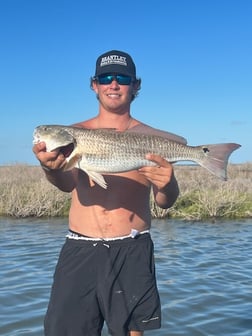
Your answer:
[151,163,252,220]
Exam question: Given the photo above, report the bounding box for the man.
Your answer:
[33,50,183,336]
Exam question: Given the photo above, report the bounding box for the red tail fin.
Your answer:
[197,143,241,180]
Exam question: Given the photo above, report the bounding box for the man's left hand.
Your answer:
[138,153,174,190]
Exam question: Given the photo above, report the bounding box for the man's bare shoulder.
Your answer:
[71,118,97,129]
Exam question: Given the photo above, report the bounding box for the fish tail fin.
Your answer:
[197,143,241,180]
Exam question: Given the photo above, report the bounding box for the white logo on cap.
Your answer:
[100,55,127,67]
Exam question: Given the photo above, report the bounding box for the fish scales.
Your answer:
[69,128,198,171]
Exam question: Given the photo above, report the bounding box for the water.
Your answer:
[0,218,251,336]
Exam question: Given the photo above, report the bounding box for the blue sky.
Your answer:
[0,0,251,165]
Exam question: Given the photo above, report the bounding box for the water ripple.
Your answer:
[0,218,251,335]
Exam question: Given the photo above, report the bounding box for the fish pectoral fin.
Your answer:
[65,154,107,189]
[63,153,82,171]
[75,154,107,189]
[84,170,107,189]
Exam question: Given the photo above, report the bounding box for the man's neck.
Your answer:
[96,113,133,131]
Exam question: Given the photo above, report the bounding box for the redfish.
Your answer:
[33,125,241,189]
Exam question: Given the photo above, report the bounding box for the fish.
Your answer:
[33,125,241,189]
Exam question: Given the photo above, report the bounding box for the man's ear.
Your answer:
[90,77,98,93]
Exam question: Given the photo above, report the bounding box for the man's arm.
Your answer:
[138,153,179,209]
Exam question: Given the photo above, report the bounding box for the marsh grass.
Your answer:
[0,165,71,217]
[0,163,251,219]
[151,163,252,220]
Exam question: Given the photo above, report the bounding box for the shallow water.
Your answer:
[0,218,251,335]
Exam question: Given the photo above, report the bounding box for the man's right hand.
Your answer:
[32,142,66,170]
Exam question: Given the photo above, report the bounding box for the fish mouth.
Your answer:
[58,143,75,158]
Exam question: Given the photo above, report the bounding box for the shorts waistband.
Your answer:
[66,229,150,241]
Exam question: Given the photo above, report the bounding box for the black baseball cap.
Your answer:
[95,50,136,78]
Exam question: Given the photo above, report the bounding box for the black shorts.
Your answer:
[44,232,161,336]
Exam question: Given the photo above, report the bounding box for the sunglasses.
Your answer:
[96,74,133,85]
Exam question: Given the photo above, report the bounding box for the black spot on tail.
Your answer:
[202,147,210,153]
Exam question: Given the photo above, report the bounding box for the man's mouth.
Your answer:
[107,94,120,98]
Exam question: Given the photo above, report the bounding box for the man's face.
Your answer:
[92,74,137,113]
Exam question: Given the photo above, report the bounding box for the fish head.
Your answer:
[33,125,76,158]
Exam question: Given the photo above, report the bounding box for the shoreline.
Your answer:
[0,163,251,219]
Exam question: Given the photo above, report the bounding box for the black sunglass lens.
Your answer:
[98,75,113,84]
[97,75,132,85]
[116,76,132,85]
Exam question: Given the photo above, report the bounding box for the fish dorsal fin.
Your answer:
[72,125,117,132]
[126,123,187,144]
[98,128,117,131]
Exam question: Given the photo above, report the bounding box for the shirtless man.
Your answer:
[33,50,180,336]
